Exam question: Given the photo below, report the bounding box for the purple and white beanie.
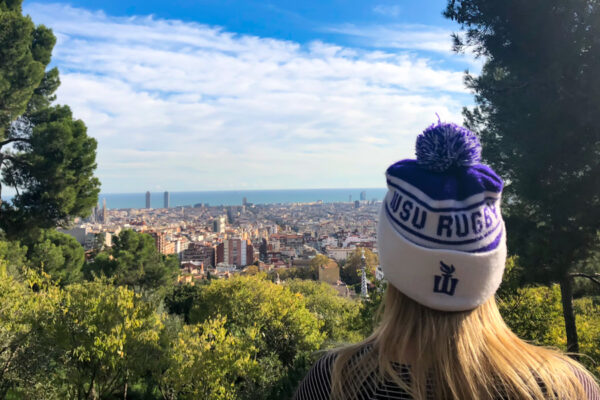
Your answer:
[377,121,507,311]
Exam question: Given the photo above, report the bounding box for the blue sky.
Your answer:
[22,0,480,193]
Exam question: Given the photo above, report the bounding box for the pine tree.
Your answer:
[445,0,600,353]
[0,0,100,237]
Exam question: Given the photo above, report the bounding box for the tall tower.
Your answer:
[145,191,151,209]
[91,203,98,223]
[164,191,170,208]
[102,198,107,223]
[360,248,369,298]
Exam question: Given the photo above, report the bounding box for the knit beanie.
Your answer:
[377,121,507,311]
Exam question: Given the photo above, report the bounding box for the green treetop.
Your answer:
[84,230,179,295]
[340,248,378,286]
[188,275,324,399]
[0,0,100,238]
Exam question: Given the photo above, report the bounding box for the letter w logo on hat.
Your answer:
[434,261,459,296]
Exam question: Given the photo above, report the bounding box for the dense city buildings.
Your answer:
[70,198,381,293]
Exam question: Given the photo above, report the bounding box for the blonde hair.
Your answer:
[331,285,595,399]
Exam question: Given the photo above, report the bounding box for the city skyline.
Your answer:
[22,0,480,193]
[98,187,387,209]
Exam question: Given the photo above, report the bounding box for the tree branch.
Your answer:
[570,272,600,286]
[0,137,31,148]
[2,154,31,167]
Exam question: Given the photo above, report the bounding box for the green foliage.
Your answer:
[50,280,163,399]
[25,229,84,285]
[572,236,600,297]
[0,0,52,134]
[574,297,600,376]
[0,265,60,399]
[84,230,179,294]
[357,279,387,336]
[0,237,26,275]
[340,248,378,286]
[1,272,166,399]
[285,279,363,344]
[497,258,565,347]
[189,275,324,399]
[164,283,205,323]
[3,105,101,237]
[0,0,100,238]
[499,284,566,347]
[495,256,524,298]
[498,284,600,378]
[309,254,329,269]
[497,259,600,377]
[243,265,259,275]
[268,266,318,281]
[159,317,261,400]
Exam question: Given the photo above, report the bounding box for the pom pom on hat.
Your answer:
[415,121,482,172]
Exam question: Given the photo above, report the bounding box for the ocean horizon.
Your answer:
[99,188,387,209]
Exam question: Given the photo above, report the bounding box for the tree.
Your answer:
[268,266,318,281]
[357,278,387,336]
[164,283,205,324]
[0,0,52,135]
[445,0,600,353]
[573,297,600,376]
[285,279,363,344]
[495,257,600,378]
[50,280,163,399]
[309,254,330,269]
[0,0,100,238]
[84,230,179,294]
[188,276,324,399]
[26,229,85,285]
[243,265,259,275]
[340,248,378,286]
[498,285,566,347]
[159,317,261,400]
[0,236,27,276]
[0,265,61,399]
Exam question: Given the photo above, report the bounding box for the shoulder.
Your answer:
[293,351,338,400]
[293,345,380,400]
[572,367,600,400]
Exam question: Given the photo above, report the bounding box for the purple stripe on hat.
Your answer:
[387,160,503,201]
[471,230,504,253]
[384,203,503,249]
[386,180,500,213]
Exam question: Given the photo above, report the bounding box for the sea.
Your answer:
[99,188,387,209]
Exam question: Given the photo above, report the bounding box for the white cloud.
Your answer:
[373,4,402,18]
[24,3,475,192]
[326,23,454,54]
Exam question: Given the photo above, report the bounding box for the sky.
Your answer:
[22,0,481,193]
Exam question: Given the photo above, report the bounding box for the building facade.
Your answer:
[149,231,175,255]
[182,243,215,267]
[213,215,226,234]
[216,238,254,266]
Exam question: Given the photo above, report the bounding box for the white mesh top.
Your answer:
[293,349,600,400]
